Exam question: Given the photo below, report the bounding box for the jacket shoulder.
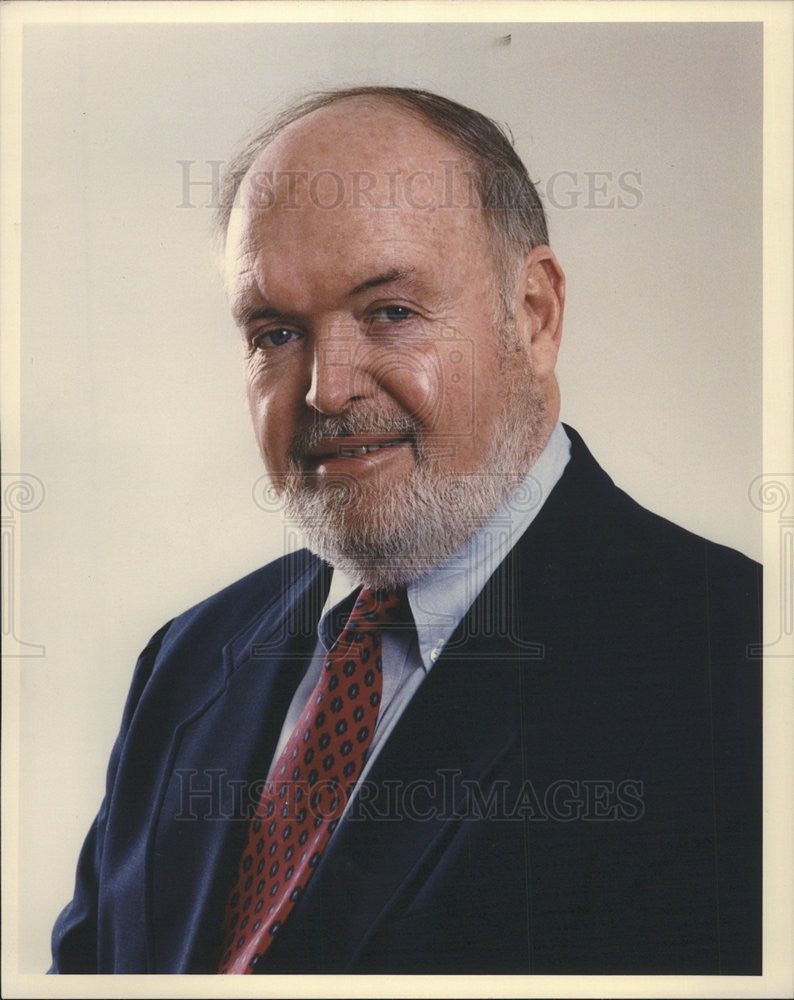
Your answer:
[559,424,760,580]
[117,548,328,727]
[163,548,326,646]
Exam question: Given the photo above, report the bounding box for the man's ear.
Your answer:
[516,246,565,381]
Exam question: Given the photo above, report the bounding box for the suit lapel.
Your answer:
[146,558,330,973]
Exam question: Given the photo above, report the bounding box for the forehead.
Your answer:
[224,101,494,304]
[245,99,472,198]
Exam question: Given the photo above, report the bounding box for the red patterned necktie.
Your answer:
[218,586,405,974]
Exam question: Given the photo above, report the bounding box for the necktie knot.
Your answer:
[352,586,406,622]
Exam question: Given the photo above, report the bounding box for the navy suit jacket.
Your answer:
[51,427,762,974]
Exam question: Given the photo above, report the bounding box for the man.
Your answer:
[50,87,761,975]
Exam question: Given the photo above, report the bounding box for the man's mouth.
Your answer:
[306,436,412,463]
[335,439,409,458]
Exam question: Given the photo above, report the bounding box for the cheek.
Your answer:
[246,378,302,474]
[375,343,445,427]
[431,337,506,461]
[388,337,498,443]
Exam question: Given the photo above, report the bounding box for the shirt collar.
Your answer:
[318,422,571,666]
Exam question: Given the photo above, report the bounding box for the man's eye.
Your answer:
[372,305,415,323]
[253,329,296,349]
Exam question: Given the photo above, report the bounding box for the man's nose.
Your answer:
[304,321,370,415]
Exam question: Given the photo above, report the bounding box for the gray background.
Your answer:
[18,21,761,972]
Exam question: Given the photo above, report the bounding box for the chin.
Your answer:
[281,460,527,587]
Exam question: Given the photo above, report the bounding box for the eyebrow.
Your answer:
[348,268,417,297]
[233,267,419,327]
[232,301,284,328]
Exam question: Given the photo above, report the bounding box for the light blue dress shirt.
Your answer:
[270,422,571,803]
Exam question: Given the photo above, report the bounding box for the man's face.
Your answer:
[225,101,561,585]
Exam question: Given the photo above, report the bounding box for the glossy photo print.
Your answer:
[2,3,791,998]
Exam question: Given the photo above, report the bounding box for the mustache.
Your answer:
[288,410,421,463]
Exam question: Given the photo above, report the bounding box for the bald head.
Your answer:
[246,97,458,185]
[215,86,549,273]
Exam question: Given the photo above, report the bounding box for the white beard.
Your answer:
[279,326,548,588]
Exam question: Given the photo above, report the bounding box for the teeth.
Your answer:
[338,442,395,458]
